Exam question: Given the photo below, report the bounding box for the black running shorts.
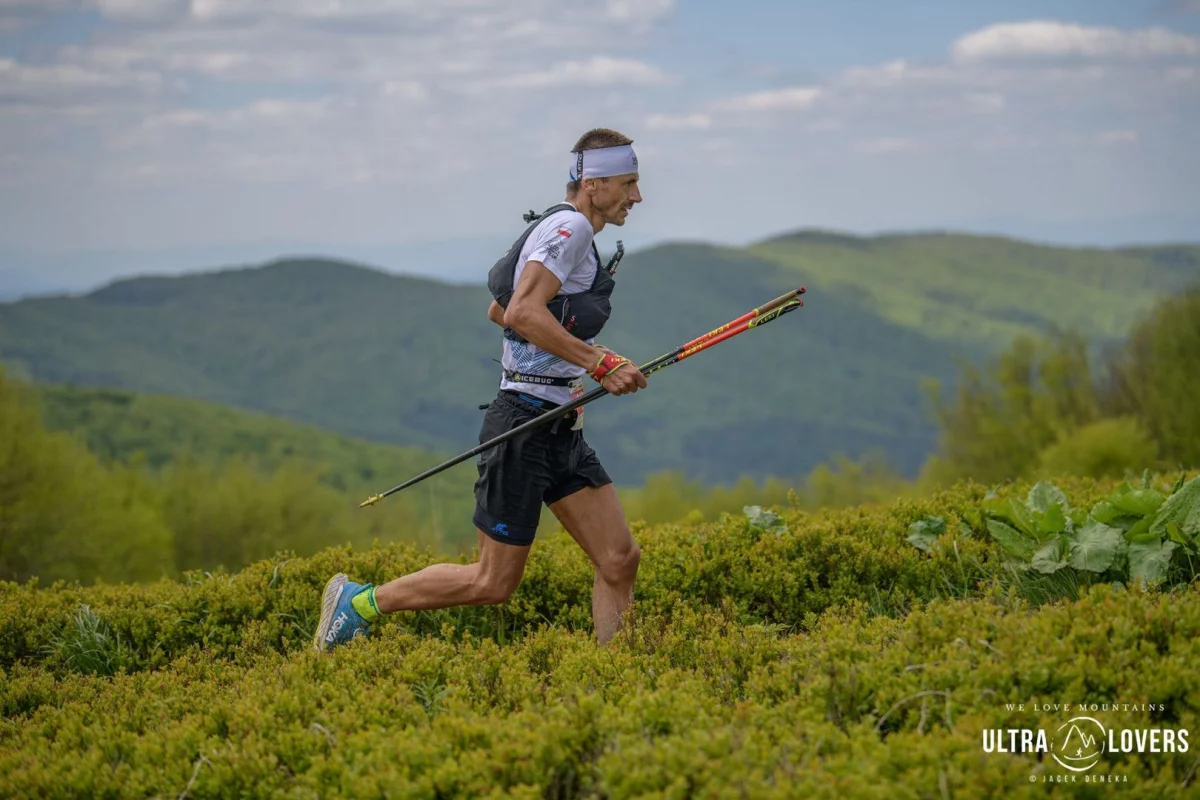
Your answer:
[472,390,612,546]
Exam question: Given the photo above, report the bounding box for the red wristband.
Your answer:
[589,351,630,383]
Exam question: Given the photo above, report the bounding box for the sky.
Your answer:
[1,0,1199,293]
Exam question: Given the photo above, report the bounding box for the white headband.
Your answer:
[569,144,639,181]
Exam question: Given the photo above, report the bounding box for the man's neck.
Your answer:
[564,197,605,235]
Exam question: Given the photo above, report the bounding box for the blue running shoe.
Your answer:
[313,573,372,653]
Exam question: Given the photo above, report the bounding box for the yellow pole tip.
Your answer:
[359,494,383,508]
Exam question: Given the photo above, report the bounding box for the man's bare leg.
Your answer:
[372,530,530,612]
[548,483,641,644]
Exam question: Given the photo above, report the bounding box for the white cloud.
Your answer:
[858,137,915,155]
[486,57,676,90]
[840,59,949,88]
[953,21,1200,62]
[0,57,164,103]
[714,86,822,113]
[0,0,83,31]
[0,8,1197,256]
[965,91,1006,112]
[645,112,712,131]
[1097,129,1138,144]
[605,0,674,23]
[93,0,188,22]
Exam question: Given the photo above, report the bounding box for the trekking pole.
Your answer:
[358,286,805,507]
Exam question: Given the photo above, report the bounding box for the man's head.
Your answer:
[567,128,642,227]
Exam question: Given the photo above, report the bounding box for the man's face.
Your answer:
[590,173,642,226]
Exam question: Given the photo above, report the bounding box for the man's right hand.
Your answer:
[589,347,648,395]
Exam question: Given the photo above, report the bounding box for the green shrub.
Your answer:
[1106,286,1200,469]
[6,473,1190,676]
[0,367,175,585]
[1,583,1197,797]
[1036,416,1161,480]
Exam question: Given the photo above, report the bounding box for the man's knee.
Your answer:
[597,540,641,586]
[473,569,521,605]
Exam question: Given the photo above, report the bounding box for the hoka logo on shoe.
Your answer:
[325,611,348,643]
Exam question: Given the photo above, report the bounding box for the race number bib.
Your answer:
[568,376,586,430]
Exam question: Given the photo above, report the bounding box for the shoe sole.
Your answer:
[313,573,347,653]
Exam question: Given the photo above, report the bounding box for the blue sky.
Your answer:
[1,0,1198,292]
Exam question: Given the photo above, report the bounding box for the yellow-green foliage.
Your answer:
[0,473,1180,674]
[923,286,1200,487]
[924,332,1101,486]
[1,473,1197,795]
[0,371,174,585]
[0,366,441,585]
[34,381,479,550]
[615,452,909,528]
[1,582,1197,796]
[1036,416,1162,480]
[1107,286,1200,469]
[616,471,794,527]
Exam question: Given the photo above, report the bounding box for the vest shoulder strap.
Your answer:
[488,203,580,307]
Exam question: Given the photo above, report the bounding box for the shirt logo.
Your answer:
[557,228,572,238]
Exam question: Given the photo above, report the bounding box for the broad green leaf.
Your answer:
[1003,497,1039,538]
[743,505,785,533]
[1127,539,1176,587]
[1027,481,1070,515]
[1149,477,1200,544]
[1109,488,1165,518]
[907,516,946,553]
[1036,503,1068,536]
[1032,535,1070,574]
[1068,508,1089,528]
[987,519,1034,560]
[1089,500,1120,526]
[1167,521,1187,546]
[1068,521,1123,573]
[982,495,1035,536]
[1125,516,1157,544]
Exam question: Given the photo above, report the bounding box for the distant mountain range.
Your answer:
[2,230,1197,484]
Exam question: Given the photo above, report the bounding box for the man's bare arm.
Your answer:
[488,299,505,328]
[503,262,598,369]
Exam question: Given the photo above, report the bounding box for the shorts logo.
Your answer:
[491,522,510,536]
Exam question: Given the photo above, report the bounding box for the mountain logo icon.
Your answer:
[1053,716,1107,772]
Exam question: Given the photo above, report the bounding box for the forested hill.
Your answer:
[1,232,1196,484]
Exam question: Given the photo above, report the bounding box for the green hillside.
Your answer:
[750,231,1200,348]
[35,382,463,500]
[1,233,1196,484]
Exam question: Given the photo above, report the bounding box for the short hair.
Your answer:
[567,128,634,195]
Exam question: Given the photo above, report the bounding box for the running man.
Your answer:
[315,128,646,652]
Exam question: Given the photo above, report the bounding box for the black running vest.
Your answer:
[487,203,618,345]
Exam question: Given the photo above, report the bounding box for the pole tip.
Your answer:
[359,494,383,508]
